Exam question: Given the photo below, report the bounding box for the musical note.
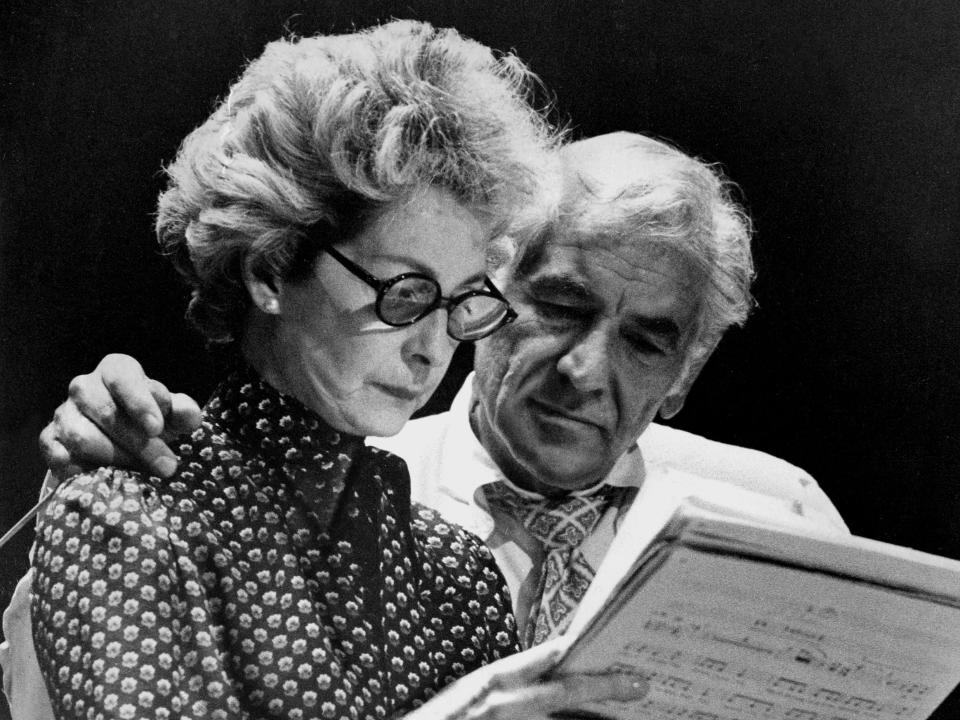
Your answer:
[793,647,826,666]
[772,677,808,696]
[781,624,825,643]
[651,648,684,666]
[884,678,932,699]
[726,693,775,714]
[662,676,693,693]
[812,687,843,705]
[645,618,682,636]
[844,696,879,712]
[710,633,777,656]
[695,656,728,674]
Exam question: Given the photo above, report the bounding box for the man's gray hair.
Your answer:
[507,132,755,370]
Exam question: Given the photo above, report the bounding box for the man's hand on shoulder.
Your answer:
[39,353,202,479]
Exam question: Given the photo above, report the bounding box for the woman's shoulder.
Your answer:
[45,466,158,517]
[35,467,174,548]
[409,502,505,589]
[34,452,223,554]
[409,502,518,657]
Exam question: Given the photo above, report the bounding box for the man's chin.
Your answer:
[515,443,609,494]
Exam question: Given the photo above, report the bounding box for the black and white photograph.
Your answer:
[1,2,959,719]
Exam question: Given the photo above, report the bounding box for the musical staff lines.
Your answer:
[616,636,925,720]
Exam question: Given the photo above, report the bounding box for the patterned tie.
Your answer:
[483,481,625,646]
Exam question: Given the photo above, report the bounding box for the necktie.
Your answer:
[483,481,625,646]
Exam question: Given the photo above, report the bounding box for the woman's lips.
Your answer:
[374,383,422,402]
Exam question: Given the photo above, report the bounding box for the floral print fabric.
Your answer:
[30,365,518,719]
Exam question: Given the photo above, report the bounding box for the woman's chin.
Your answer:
[336,407,414,439]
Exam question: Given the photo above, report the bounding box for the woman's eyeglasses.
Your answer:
[323,245,517,342]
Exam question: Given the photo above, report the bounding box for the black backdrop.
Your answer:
[2,1,959,718]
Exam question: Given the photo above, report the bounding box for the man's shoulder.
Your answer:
[641,423,810,482]
[640,423,846,531]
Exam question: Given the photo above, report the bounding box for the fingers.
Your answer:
[95,354,164,436]
[75,391,180,477]
[492,672,648,714]
[45,354,196,478]
[415,641,648,720]
[40,399,140,476]
[143,380,198,438]
[162,392,203,438]
[39,421,81,480]
[470,673,647,720]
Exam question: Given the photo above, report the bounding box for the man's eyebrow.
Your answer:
[527,275,593,301]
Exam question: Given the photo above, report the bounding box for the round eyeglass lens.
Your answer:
[449,295,510,340]
[379,276,440,324]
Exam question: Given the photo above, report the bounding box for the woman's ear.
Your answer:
[243,260,281,315]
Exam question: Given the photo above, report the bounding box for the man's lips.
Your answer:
[528,398,608,433]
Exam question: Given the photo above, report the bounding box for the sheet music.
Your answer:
[560,547,960,720]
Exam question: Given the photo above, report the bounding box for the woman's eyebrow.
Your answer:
[373,254,486,287]
[453,271,488,291]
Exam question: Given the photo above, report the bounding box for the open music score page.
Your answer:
[548,476,960,720]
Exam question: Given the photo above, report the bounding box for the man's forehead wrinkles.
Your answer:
[532,232,701,316]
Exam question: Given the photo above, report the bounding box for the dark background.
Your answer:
[1,1,958,717]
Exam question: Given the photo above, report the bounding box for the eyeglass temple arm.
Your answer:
[484,277,518,322]
[322,244,385,292]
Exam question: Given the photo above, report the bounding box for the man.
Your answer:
[5,132,844,715]
[374,131,845,644]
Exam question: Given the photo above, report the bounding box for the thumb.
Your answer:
[163,392,203,437]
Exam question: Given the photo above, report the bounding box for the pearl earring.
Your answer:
[263,298,279,314]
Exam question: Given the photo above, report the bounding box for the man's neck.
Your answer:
[467,397,603,498]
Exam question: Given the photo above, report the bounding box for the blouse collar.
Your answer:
[208,361,366,467]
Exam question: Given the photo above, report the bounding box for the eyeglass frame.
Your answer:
[322,244,518,341]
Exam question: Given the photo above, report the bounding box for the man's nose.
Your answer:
[556,323,610,394]
[403,307,456,369]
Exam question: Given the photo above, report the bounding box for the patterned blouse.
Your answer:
[30,365,519,720]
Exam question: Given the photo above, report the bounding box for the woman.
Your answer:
[24,20,554,719]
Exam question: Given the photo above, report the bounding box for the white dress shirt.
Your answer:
[372,374,848,626]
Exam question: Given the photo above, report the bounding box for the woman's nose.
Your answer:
[403,308,457,369]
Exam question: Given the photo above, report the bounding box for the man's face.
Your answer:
[471,229,704,494]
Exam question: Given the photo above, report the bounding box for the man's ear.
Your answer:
[658,338,720,420]
[243,260,282,315]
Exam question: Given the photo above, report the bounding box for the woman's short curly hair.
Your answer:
[156,20,557,344]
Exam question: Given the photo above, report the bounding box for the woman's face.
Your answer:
[256,187,490,437]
